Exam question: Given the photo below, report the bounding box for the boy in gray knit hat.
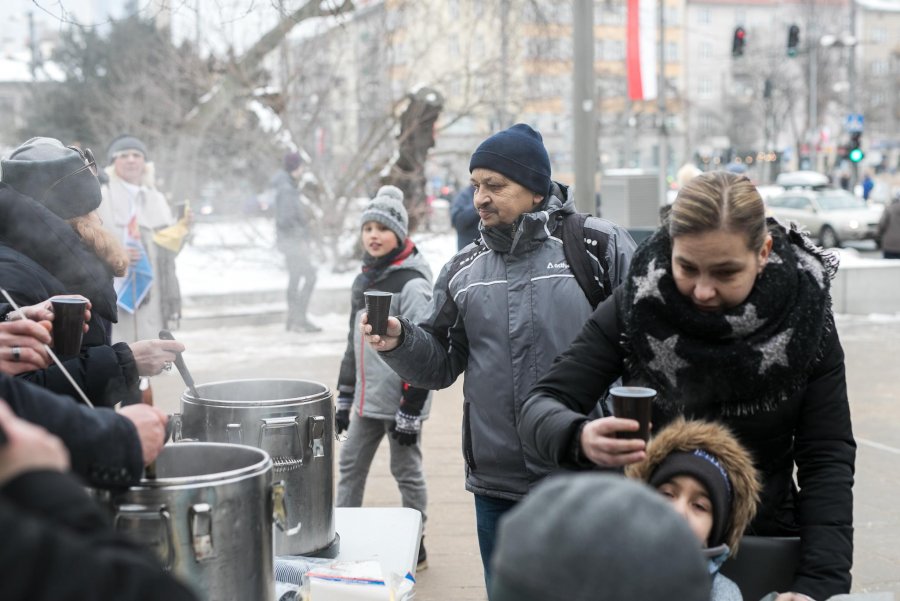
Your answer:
[335,185,434,571]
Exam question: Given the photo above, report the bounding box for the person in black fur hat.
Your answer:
[0,137,184,413]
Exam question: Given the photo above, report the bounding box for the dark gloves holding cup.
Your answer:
[335,392,352,435]
[391,408,422,446]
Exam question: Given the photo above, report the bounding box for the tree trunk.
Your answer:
[381,87,445,232]
[169,0,355,202]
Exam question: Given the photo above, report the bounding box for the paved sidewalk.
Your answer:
[153,315,900,600]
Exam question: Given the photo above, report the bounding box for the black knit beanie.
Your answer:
[649,449,733,548]
[106,134,148,164]
[469,123,551,196]
[1,137,101,220]
[283,151,303,173]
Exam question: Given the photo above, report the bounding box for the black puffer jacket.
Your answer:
[0,471,198,601]
[0,184,139,406]
[519,287,855,601]
[1,374,144,488]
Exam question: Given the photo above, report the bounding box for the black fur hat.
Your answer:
[1,137,101,220]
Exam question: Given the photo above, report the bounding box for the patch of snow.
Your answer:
[176,217,459,298]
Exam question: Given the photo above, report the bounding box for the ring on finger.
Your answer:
[11,346,21,362]
[163,361,173,372]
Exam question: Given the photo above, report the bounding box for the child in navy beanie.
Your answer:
[468,124,551,197]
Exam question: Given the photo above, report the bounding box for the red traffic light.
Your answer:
[732,27,747,57]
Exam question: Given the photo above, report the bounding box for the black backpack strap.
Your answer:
[561,212,610,309]
[372,268,427,294]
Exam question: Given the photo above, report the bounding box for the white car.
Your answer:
[766,188,883,248]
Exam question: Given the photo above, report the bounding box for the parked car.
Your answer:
[766,187,883,248]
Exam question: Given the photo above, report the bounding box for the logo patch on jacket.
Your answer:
[547,261,570,270]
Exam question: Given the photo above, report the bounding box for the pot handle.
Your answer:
[309,415,325,459]
[190,503,217,561]
[114,504,175,570]
[170,412,183,442]
[259,416,304,470]
[272,481,302,536]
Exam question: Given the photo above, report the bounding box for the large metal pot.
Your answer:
[173,378,338,557]
[99,442,279,601]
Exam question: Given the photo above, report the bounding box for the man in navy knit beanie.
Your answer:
[469,124,551,196]
[363,123,636,597]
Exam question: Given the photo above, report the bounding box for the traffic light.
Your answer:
[787,24,800,57]
[732,27,746,57]
[849,131,864,163]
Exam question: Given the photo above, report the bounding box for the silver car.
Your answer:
[766,188,883,248]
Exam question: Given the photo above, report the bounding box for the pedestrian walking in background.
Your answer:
[362,123,636,595]
[273,152,320,333]
[450,183,479,250]
[335,185,433,570]
[862,172,874,201]
[519,171,855,601]
[626,418,761,601]
[877,193,900,259]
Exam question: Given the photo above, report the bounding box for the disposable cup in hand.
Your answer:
[364,291,393,336]
[610,386,655,442]
[51,297,87,358]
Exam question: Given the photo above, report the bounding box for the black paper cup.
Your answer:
[610,386,656,442]
[364,291,393,336]
[51,298,87,358]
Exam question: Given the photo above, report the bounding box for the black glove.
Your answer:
[390,409,422,447]
[335,392,353,435]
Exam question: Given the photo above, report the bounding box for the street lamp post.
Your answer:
[808,32,858,173]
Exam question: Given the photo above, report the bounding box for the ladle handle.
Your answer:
[158,329,200,399]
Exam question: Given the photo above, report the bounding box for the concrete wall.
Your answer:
[832,260,900,315]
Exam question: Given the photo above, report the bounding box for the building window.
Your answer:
[700,41,711,60]
[871,27,886,43]
[665,41,678,62]
[607,40,625,61]
[697,7,710,25]
[600,3,626,26]
[872,60,889,76]
[698,78,712,99]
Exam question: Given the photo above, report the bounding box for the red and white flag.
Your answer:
[627,0,658,101]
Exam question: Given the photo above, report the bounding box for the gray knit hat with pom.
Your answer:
[360,185,408,243]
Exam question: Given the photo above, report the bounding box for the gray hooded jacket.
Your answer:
[379,183,636,499]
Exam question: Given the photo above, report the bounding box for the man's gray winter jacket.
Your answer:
[379,183,636,499]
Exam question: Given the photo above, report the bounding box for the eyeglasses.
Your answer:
[40,146,98,204]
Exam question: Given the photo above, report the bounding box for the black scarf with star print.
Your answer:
[619,218,839,417]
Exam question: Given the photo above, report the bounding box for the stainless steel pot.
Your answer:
[173,378,338,557]
[99,442,280,601]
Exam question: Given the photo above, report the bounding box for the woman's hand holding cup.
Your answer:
[579,416,648,468]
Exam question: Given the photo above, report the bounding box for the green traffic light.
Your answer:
[849,148,864,163]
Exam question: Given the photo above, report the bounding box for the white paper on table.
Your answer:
[306,560,391,601]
